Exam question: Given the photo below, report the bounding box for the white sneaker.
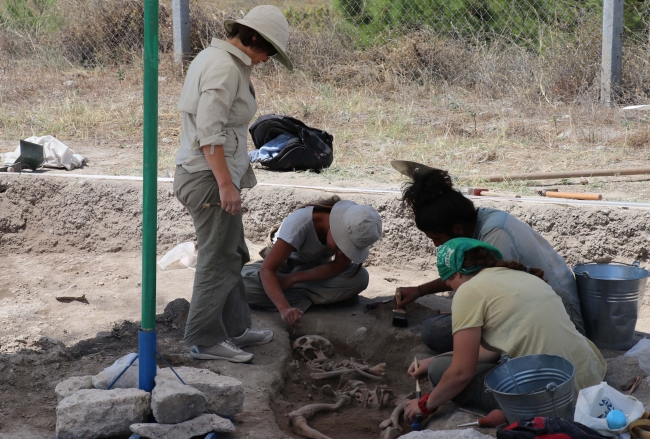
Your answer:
[231,327,274,348]
[191,340,254,363]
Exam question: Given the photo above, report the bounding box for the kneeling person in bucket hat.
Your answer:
[243,197,382,327]
[173,6,292,363]
[403,238,606,424]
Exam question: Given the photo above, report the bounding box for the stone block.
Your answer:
[56,388,151,439]
[55,375,94,403]
[130,413,234,439]
[157,367,243,417]
[92,370,108,389]
[152,375,207,424]
[400,429,493,439]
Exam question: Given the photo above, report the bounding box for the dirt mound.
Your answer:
[2,176,649,272]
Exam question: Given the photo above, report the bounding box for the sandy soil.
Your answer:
[1,172,650,439]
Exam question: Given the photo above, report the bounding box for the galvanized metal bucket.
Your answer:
[484,354,576,424]
[574,261,650,350]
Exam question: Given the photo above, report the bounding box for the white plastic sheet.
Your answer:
[103,353,140,389]
[574,382,644,438]
[157,242,197,270]
[3,135,87,170]
[624,338,650,378]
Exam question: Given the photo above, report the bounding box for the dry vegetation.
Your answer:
[1,0,650,199]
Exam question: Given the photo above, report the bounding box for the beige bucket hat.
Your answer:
[330,201,382,264]
[224,5,293,71]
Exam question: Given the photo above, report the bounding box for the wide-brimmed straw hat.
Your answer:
[330,201,382,264]
[224,5,293,71]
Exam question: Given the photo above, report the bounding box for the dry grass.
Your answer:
[1,1,650,186]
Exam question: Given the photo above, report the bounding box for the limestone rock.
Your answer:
[55,375,93,403]
[130,413,235,439]
[56,388,151,439]
[157,367,243,416]
[401,429,493,439]
[92,370,108,389]
[152,375,207,424]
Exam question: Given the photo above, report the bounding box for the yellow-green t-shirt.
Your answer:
[451,267,606,394]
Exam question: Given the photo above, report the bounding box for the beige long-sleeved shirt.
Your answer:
[175,38,257,189]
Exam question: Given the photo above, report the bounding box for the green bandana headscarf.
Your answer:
[436,238,503,281]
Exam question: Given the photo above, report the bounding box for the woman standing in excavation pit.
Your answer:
[173,6,292,363]
[242,196,383,327]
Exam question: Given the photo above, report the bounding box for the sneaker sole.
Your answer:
[190,351,254,363]
[234,332,274,349]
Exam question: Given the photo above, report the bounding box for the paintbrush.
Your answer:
[392,288,408,327]
[412,356,423,431]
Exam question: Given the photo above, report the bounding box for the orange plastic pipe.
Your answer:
[544,192,602,201]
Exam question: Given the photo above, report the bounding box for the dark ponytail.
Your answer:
[401,168,477,235]
[463,247,547,281]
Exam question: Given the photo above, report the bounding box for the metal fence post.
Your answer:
[172,0,190,65]
[600,0,624,106]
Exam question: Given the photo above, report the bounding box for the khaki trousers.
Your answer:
[242,260,369,312]
[173,166,251,347]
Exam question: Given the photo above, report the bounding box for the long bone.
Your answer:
[350,358,387,376]
[310,367,383,381]
[289,394,351,439]
[379,400,407,439]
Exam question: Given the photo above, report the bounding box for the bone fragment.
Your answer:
[368,363,387,376]
[367,388,379,408]
[379,400,407,431]
[380,427,402,439]
[349,358,387,377]
[321,385,336,397]
[310,369,354,380]
[289,395,350,439]
[352,366,384,381]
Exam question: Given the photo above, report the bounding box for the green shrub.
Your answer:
[0,0,62,33]
[332,0,648,45]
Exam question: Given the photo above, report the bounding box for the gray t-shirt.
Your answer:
[275,207,335,265]
[473,208,584,333]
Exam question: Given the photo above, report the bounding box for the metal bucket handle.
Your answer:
[574,260,641,278]
[485,355,522,394]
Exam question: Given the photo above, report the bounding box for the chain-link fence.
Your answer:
[1,0,650,101]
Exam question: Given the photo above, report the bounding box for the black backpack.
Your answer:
[248,114,334,171]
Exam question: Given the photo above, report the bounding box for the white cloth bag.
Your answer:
[3,135,86,170]
[574,382,644,438]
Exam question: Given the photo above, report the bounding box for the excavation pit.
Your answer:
[2,175,650,438]
[271,300,457,439]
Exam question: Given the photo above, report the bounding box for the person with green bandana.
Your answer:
[403,238,606,423]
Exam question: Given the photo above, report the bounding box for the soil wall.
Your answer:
[1,176,649,270]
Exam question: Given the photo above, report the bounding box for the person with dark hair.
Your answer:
[403,238,605,423]
[242,197,383,327]
[395,167,585,353]
[173,6,292,363]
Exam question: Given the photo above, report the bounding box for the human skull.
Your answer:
[292,335,335,363]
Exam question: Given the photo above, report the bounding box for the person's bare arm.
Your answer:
[281,250,352,287]
[478,346,501,363]
[403,327,482,422]
[259,239,304,327]
[395,278,452,308]
[202,145,241,215]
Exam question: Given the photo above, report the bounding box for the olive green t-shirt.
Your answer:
[452,267,606,395]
